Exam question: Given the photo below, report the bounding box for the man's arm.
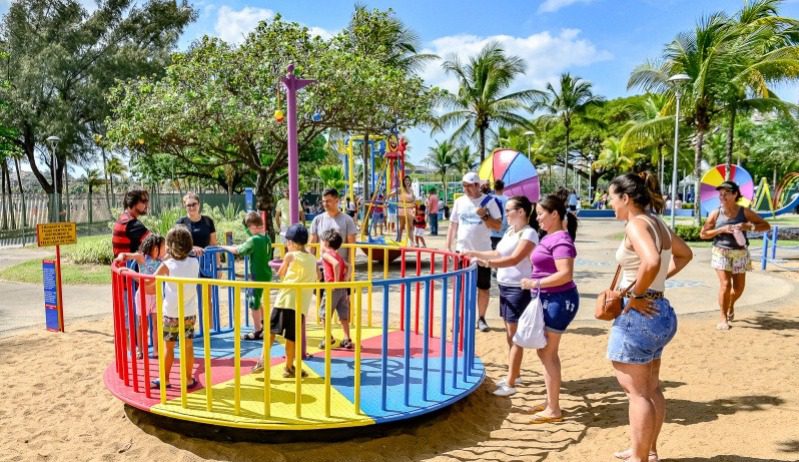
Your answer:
[446,221,458,251]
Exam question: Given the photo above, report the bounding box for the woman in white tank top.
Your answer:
[606,173,693,462]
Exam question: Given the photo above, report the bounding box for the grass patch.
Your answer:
[0,258,110,285]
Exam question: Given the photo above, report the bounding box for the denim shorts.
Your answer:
[499,285,532,324]
[607,298,677,365]
[541,287,579,333]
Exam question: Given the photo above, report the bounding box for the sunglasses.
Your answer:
[185,202,199,207]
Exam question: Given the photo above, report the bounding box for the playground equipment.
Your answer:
[700,164,755,213]
[753,173,799,217]
[106,245,482,433]
[478,148,541,202]
[336,135,387,211]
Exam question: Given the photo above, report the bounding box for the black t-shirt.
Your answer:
[176,215,216,248]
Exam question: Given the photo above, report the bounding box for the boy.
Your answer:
[252,224,317,377]
[414,204,427,248]
[318,229,353,349]
[220,212,272,341]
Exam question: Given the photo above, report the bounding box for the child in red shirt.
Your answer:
[414,204,427,247]
[319,229,353,349]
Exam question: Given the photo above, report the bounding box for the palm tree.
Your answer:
[81,169,105,224]
[316,165,347,191]
[620,94,675,185]
[533,73,604,187]
[437,42,537,163]
[425,140,455,201]
[594,137,643,175]
[453,146,477,176]
[106,156,127,208]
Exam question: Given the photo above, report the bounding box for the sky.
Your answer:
[7,0,799,170]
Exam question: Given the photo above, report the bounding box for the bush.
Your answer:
[141,207,184,237]
[675,224,703,241]
[65,235,114,265]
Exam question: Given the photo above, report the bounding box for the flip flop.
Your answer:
[150,379,171,389]
[242,329,264,341]
[529,412,563,424]
[716,321,731,331]
[186,378,199,389]
[529,403,547,413]
[613,449,658,462]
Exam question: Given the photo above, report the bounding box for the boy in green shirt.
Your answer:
[221,211,272,340]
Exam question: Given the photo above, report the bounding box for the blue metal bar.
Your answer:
[440,275,448,396]
[227,258,235,329]
[468,267,478,374]
[761,231,769,270]
[381,285,389,411]
[452,272,461,388]
[403,281,412,407]
[771,225,779,260]
[422,280,431,402]
[462,269,471,382]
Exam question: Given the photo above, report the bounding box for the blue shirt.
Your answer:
[491,194,509,239]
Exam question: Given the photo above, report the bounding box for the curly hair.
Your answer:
[140,233,165,258]
[166,225,194,260]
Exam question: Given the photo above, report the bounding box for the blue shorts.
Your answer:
[499,285,531,324]
[541,287,579,333]
[607,298,677,365]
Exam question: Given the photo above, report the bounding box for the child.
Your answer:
[372,194,385,236]
[318,229,353,349]
[220,211,272,341]
[150,225,201,389]
[414,204,427,247]
[116,233,166,359]
[252,224,317,378]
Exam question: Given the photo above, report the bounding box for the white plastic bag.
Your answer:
[512,289,547,349]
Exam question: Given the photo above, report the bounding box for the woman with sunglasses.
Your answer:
[465,196,539,397]
[176,192,218,257]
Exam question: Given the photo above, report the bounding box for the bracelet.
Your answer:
[629,291,646,300]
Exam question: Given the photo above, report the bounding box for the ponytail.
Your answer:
[508,195,541,234]
[539,193,579,241]
[642,171,665,214]
[611,172,665,214]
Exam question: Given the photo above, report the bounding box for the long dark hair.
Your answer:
[538,193,578,241]
[508,196,540,234]
[610,173,664,213]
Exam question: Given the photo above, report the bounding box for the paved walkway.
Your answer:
[1,220,795,336]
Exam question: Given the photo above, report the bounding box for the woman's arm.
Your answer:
[521,257,573,289]
[742,208,770,233]
[667,231,693,279]
[486,241,535,269]
[626,218,661,295]
[463,249,500,260]
[699,210,729,240]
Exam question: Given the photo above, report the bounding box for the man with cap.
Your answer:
[699,180,770,331]
[447,172,502,332]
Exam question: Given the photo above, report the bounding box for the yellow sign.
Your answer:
[36,222,77,247]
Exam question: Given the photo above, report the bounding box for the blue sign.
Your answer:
[245,187,254,212]
[42,260,60,331]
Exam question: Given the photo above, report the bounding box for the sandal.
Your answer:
[613,448,658,462]
[716,321,731,331]
[242,329,264,341]
[282,367,309,378]
[186,378,199,389]
[150,379,171,389]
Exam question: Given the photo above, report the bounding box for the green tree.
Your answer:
[620,93,676,184]
[106,157,127,208]
[425,140,455,201]
[438,43,535,163]
[452,146,478,176]
[594,137,643,176]
[0,0,195,198]
[316,165,347,191]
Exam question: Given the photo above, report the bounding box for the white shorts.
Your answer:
[414,227,425,237]
[135,290,157,316]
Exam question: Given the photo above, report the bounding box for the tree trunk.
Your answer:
[725,107,736,178]
[693,128,705,227]
[88,184,93,225]
[14,157,26,228]
[64,161,70,221]
[479,126,486,164]
[102,147,112,211]
[564,124,570,187]
[363,132,370,220]
[1,161,7,230]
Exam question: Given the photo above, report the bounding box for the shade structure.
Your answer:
[699,164,754,211]
[478,148,540,202]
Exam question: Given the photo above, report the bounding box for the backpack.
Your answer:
[479,194,503,220]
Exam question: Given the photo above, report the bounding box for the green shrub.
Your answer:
[141,207,184,237]
[675,224,703,241]
[64,235,114,265]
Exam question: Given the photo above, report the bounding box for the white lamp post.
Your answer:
[668,74,690,229]
[588,153,594,203]
[46,135,61,222]
[523,130,534,160]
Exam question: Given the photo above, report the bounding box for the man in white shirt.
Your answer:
[446,172,502,332]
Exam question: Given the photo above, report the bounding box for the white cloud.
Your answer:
[214,5,275,45]
[420,29,612,94]
[538,0,595,14]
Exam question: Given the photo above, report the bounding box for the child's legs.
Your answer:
[251,289,264,329]
[335,291,352,339]
[252,308,263,331]
[149,314,158,355]
[164,340,176,383]
[184,341,194,380]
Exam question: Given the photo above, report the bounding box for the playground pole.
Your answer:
[281,64,315,225]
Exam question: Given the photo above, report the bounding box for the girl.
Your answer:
[414,204,427,247]
[465,196,539,397]
[150,225,201,390]
[116,233,166,359]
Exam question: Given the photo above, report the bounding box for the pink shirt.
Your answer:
[426,194,439,214]
[530,231,577,293]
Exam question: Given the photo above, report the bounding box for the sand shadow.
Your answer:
[777,439,799,453]
[568,326,607,337]
[737,312,799,333]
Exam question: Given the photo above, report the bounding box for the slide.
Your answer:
[756,193,799,218]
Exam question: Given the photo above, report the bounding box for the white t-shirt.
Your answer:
[496,226,539,287]
[451,194,502,252]
[162,257,200,318]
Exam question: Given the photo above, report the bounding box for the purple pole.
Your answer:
[281,64,316,225]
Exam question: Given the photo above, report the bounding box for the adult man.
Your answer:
[490,180,509,250]
[426,187,440,236]
[113,189,151,258]
[309,188,357,262]
[446,172,502,332]
[567,190,578,212]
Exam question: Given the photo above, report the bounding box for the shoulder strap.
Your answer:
[609,265,622,290]
[636,215,662,253]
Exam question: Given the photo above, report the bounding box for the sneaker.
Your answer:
[318,336,337,349]
[493,384,517,397]
[339,338,354,349]
[478,317,489,332]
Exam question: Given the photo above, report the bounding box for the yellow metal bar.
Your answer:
[367,285,373,328]
[201,284,213,412]
[315,286,322,324]
[354,287,362,414]
[155,279,166,404]
[367,250,373,327]
[263,288,272,417]
[156,275,368,291]
[177,282,187,409]
[234,287,242,416]
[324,289,332,417]
[367,249,373,281]
[295,288,302,418]
[383,248,389,279]
[349,247,356,281]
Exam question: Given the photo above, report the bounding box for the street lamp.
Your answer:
[588,153,594,203]
[667,73,690,229]
[46,135,61,222]
[523,130,535,160]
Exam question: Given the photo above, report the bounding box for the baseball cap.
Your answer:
[462,172,481,184]
[715,181,740,194]
[285,223,309,245]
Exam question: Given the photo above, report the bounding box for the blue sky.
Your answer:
[7,0,799,169]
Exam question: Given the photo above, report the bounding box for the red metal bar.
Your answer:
[55,245,65,332]
[126,276,137,388]
[139,275,152,398]
[400,248,406,331]
[118,272,129,384]
[414,250,421,335]
[112,271,122,377]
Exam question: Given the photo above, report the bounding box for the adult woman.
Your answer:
[176,192,217,257]
[396,175,416,242]
[465,196,539,397]
[519,193,579,423]
[699,180,769,330]
[606,173,693,462]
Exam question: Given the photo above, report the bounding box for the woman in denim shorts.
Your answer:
[606,173,693,462]
[519,192,579,424]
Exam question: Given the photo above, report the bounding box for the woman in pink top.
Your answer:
[520,193,579,424]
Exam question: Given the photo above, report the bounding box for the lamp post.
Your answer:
[668,73,690,229]
[588,153,594,203]
[523,130,534,160]
[46,135,61,222]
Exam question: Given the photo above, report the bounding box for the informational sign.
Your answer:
[245,187,254,212]
[36,222,77,247]
[42,260,62,332]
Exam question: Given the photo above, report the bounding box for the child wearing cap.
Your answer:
[252,223,317,378]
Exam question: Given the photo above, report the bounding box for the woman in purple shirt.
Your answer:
[520,193,579,424]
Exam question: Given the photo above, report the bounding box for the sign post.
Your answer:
[36,222,77,333]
